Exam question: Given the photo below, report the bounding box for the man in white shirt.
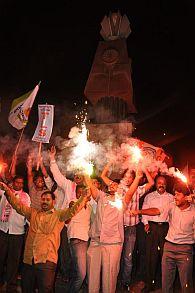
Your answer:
[0,176,30,292]
[85,168,144,293]
[48,146,85,283]
[131,182,195,293]
[142,175,173,291]
[67,184,92,293]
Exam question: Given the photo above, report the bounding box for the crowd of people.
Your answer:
[0,146,195,293]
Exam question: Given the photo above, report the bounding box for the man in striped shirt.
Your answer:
[120,169,154,289]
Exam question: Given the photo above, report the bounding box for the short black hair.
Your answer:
[33,174,44,182]
[173,183,190,196]
[155,175,167,183]
[112,179,120,184]
[13,175,24,182]
[41,190,55,200]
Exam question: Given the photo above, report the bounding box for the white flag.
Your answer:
[8,84,39,130]
[32,104,54,143]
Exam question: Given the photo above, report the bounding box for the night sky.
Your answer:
[0,0,195,167]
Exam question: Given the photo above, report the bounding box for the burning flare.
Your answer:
[109,193,123,210]
[169,167,187,183]
[129,145,143,163]
[70,122,95,176]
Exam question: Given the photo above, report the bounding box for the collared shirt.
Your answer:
[124,185,146,226]
[67,202,92,241]
[0,189,30,235]
[89,190,126,244]
[142,190,173,225]
[50,160,76,203]
[5,191,86,265]
[159,202,195,244]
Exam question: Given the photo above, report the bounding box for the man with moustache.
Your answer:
[130,182,195,293]
[0,181,90,293]
[142,175,173,291]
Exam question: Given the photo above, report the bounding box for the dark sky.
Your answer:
[0,0,195,167]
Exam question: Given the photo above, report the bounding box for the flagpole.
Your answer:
[9,127,25,173]
[36,142,42,171]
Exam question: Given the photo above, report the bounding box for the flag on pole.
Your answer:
[32,104,54,143]
[8,83,40,130]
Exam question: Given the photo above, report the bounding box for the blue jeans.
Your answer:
[68,238,88,292]
[121,225,136,285]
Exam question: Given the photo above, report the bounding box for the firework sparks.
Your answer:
[174,168,187,183]
[169,167,187,183]
[109,193,123,210]
[70,104,96,176]
[128,145,143,164]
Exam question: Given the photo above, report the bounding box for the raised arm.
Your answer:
[143,168,155,192]
[100,162,113,186]
[124,169,143,205]
[84,175,99,201]
[59,194,90,222]
[48,146,69,190]
[0,182,31,220]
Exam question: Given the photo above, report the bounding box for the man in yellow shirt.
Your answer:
[0,181,90,293]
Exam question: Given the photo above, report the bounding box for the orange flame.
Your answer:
[174,168,187,183]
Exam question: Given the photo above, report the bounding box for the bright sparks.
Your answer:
[84,161,94,176]
[130,145,143,163]
[174,168,187,183]
[71,123,95,175]
[109,193,123,210]
[110,198,123,210]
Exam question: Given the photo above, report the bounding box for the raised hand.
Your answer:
[0,181,7,190]
[48,146,56,160]
[27,154,33,168]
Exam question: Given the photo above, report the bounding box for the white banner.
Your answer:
[32,104,54,143]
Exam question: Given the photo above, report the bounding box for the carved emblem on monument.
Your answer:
[84,11,136,123]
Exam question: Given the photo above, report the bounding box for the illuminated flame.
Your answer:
[109,193,123,210]
[174,168,187,183]
[84,161,94,176]
[129,145,143,163]
[70,121,95,176]
[0,162,7,174]
[110,198,123,210]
